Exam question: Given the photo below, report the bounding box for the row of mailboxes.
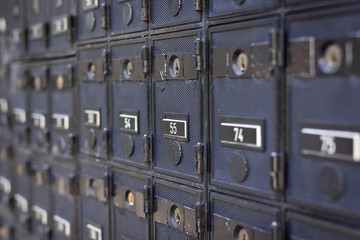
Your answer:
[0,0,355,58]
[0,2,359,239]
[1,5,360,218]
[0,146,77,240]
[2,151,360,240]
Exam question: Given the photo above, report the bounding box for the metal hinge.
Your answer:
[102,128,111,154]
[102,49,109,76]
[195,202,205,234]
[141,0,149,22]
[143,134,152,163]
[101,3,109,30]
[195,0,202,12]
[67,16,75,42]
[141,46,150,74]
[68,133,76,156]
[143,185,151,214]
[104,172,111,200]
[195,143,204,175]
[271,221,282,240]
[43,23,50,48]
[195,39,203,72]
[269,29,283,71]
[69,175,77,196]
[270,152,284,191]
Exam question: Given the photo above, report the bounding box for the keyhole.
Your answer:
[175,208,181,224]
[126,191,134,208]
[123,60,133,79]
[34,76,42,90]
[233,51,248,76]
[170,56,181,78]
[171,205,182,227]
[13,4,20,16]
[89,179,97,196]
[239,229,249,240]
[319,43,342,74]
[88,63,96,80]
[126,61,133,77]
[56,75,65,90]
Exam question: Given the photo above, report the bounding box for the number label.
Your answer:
[0,98,8,114]
[86,223,102,240]
[84,109,100,128]
[53,215,71,237]
[301,127,360,162]
[29,23,43,40]
[52,17,68,35]
[83,0,98,11]
[163,114,188,141]
[13,108,26,124]
[119,111,138,134]
[52,113,70,130]
[31,112,46,129]
[220,118,263,150]
[32,205,48,225]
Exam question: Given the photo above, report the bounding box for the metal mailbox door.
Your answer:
[77,0,107,41]
[153,178,204,240]
[209,18,281,197]
[210,192,281,240]
[13,149,32,233]
[11,64,29,147]
[208,0,276,19]
[0,66,11,136]
[111,167,149,240]
[286,7,360,217]
[110,0,148,36]
[152,30,204,182]
[150,0,201,29]
[78,44,110,159]
[8,0,27,57]
[30,159,52,240]
[52,164,77,240]
[27,0,48,53]
[49,0,76,52]
[50,60,77,160]
[287,211,360,240]
[0,138,14,211]
[111,39,150,168]
[79,158,109,240]
[29,64,51,153]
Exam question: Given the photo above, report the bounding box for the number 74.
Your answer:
[233,127,244,142]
